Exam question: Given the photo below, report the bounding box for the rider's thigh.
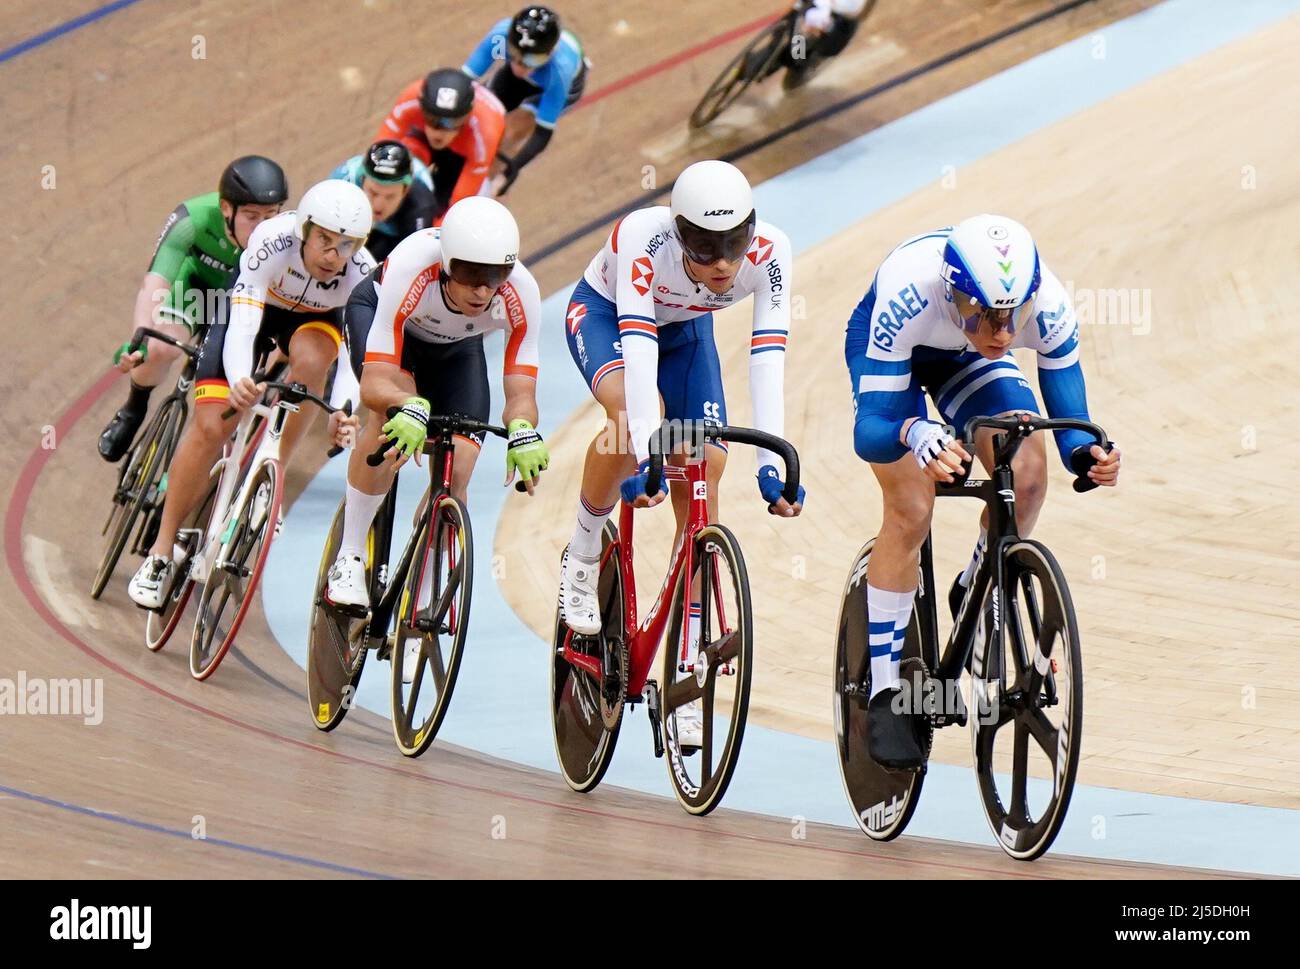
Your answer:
[286,325,339,387]
[450,437,480,498]
[871,453,935,546]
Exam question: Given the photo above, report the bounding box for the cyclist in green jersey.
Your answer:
[98,156,289,461]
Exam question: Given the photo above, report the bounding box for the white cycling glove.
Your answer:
[905,419,954,470]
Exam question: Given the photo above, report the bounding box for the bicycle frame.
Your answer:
[189,397,292,585]
[562,453,716,700]
[361,435,459,649]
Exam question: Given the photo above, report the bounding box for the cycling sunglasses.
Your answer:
[951,290,1031,335]
[423,111,470,131]
[445,258,513,290]
[675,213,756,266]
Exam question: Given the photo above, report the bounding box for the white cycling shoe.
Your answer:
[674,699,704,754]
[128,555,175,610]
[325,553,368,611]
[559,547,601,636]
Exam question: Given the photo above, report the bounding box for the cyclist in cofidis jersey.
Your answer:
[557,160,804,751]
[323,197,548,684]
[329,140,437,263]
[844,215,1122,769]
[127,180,374,609]
[375,68,505,223]
[98,157,289,462]
[461,5,589,196]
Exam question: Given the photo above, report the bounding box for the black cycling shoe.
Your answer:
[867,687,925,770]
[98,406,146,462]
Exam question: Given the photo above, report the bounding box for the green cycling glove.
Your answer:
[382,397,430,459]
[505,418,549,483]
[113,340,147,366]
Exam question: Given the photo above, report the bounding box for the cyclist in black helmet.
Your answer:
[98,155,288,462]
[329,140,437,261]
[462,6,590,195]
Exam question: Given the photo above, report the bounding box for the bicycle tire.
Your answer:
[689,15,792,128]
[390,495,473,757]
[144,471,219,652]
[660,523,753,816]
[189,459,283,681]
[971,539,1083,860]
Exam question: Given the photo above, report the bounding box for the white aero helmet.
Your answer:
[941,213,1041,334]
[294,179,373,242]
[670,160,757,265]
[438,196,520,289]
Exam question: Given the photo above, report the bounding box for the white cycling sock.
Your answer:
[338,484,386,559]
[867,584,916,700]
[958,526,988,587]
[569,492,614,561]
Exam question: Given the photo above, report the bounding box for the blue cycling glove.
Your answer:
[757,464,805,508]
[620,459,669,504]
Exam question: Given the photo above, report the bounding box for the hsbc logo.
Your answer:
[746,235,774,265]
[630,256,654,296]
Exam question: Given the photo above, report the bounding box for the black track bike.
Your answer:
[834,414,1111,860]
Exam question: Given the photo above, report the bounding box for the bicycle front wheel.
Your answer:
[660,523,753,816]
[189,460,283,681]
[390,495,473,757]
[971,539,1083,860]
[145,471,218,652]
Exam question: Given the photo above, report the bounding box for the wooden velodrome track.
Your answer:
[2,0,1287,878]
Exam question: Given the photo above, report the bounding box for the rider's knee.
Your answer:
[881,488,933,546]
[1014,444,1049,511]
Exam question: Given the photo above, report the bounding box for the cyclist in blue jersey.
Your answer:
[329,140,437,262]
[462,6,589,195]
[844,214,1122,769]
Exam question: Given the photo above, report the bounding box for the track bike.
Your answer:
[551,420,800,815]
[140,373,348,679]
[689,0,878,128]
[91,327,202,599]
[834,413,1111,860]
[306,414,513,758]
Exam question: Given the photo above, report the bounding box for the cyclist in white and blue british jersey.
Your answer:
[462,6,588,195]
[844,214,1122,768]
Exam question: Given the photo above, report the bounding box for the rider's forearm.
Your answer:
[359,363,417,416]
[854,413,909,464]
[1037,361,1095,468]
[501,375,538,428]
[132,274,173,332]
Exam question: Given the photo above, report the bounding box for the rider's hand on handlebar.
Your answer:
[229,376,265,411]
[1083,442,1121,487]
[505,419,549,495]
[757,464,804,518]
[381,396,431,469]
[906,419,970,483]
[621,459,668,509]
[113,341,146,373]
[327,409,359,450]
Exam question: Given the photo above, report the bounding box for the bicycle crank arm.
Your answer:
[643,679,664,758]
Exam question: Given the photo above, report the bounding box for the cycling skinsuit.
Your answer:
[145,192,243,332]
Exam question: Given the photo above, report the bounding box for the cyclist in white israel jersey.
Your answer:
[844,214,1121,768]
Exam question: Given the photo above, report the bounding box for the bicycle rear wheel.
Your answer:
[660,523,753,816]
[189,460,283,681]
[144,472,219,652]
[689,15,791,128]
[972,539,1083,860]
[91,397,181,599]
[550,523,625,793]
[833,538,933,841]
[306,498,375,731]
[390,495,472,757]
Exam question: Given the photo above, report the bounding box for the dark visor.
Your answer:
[675,211,756,266]
[446,258,513,290]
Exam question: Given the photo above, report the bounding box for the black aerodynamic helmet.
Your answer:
[508,6,561,62]
[420,68,475,123]
[219,155,289,206]
[363,140,414,184]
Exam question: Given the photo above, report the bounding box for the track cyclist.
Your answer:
[844,214,1122,768]
[323,195,547,683]
[98,156,289,461]
[781,0,868,88]
[127,179,375,608]
[557,159,804,749]
[330,140,436,262]
[375,68,505,222]
[461,5,589,196]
